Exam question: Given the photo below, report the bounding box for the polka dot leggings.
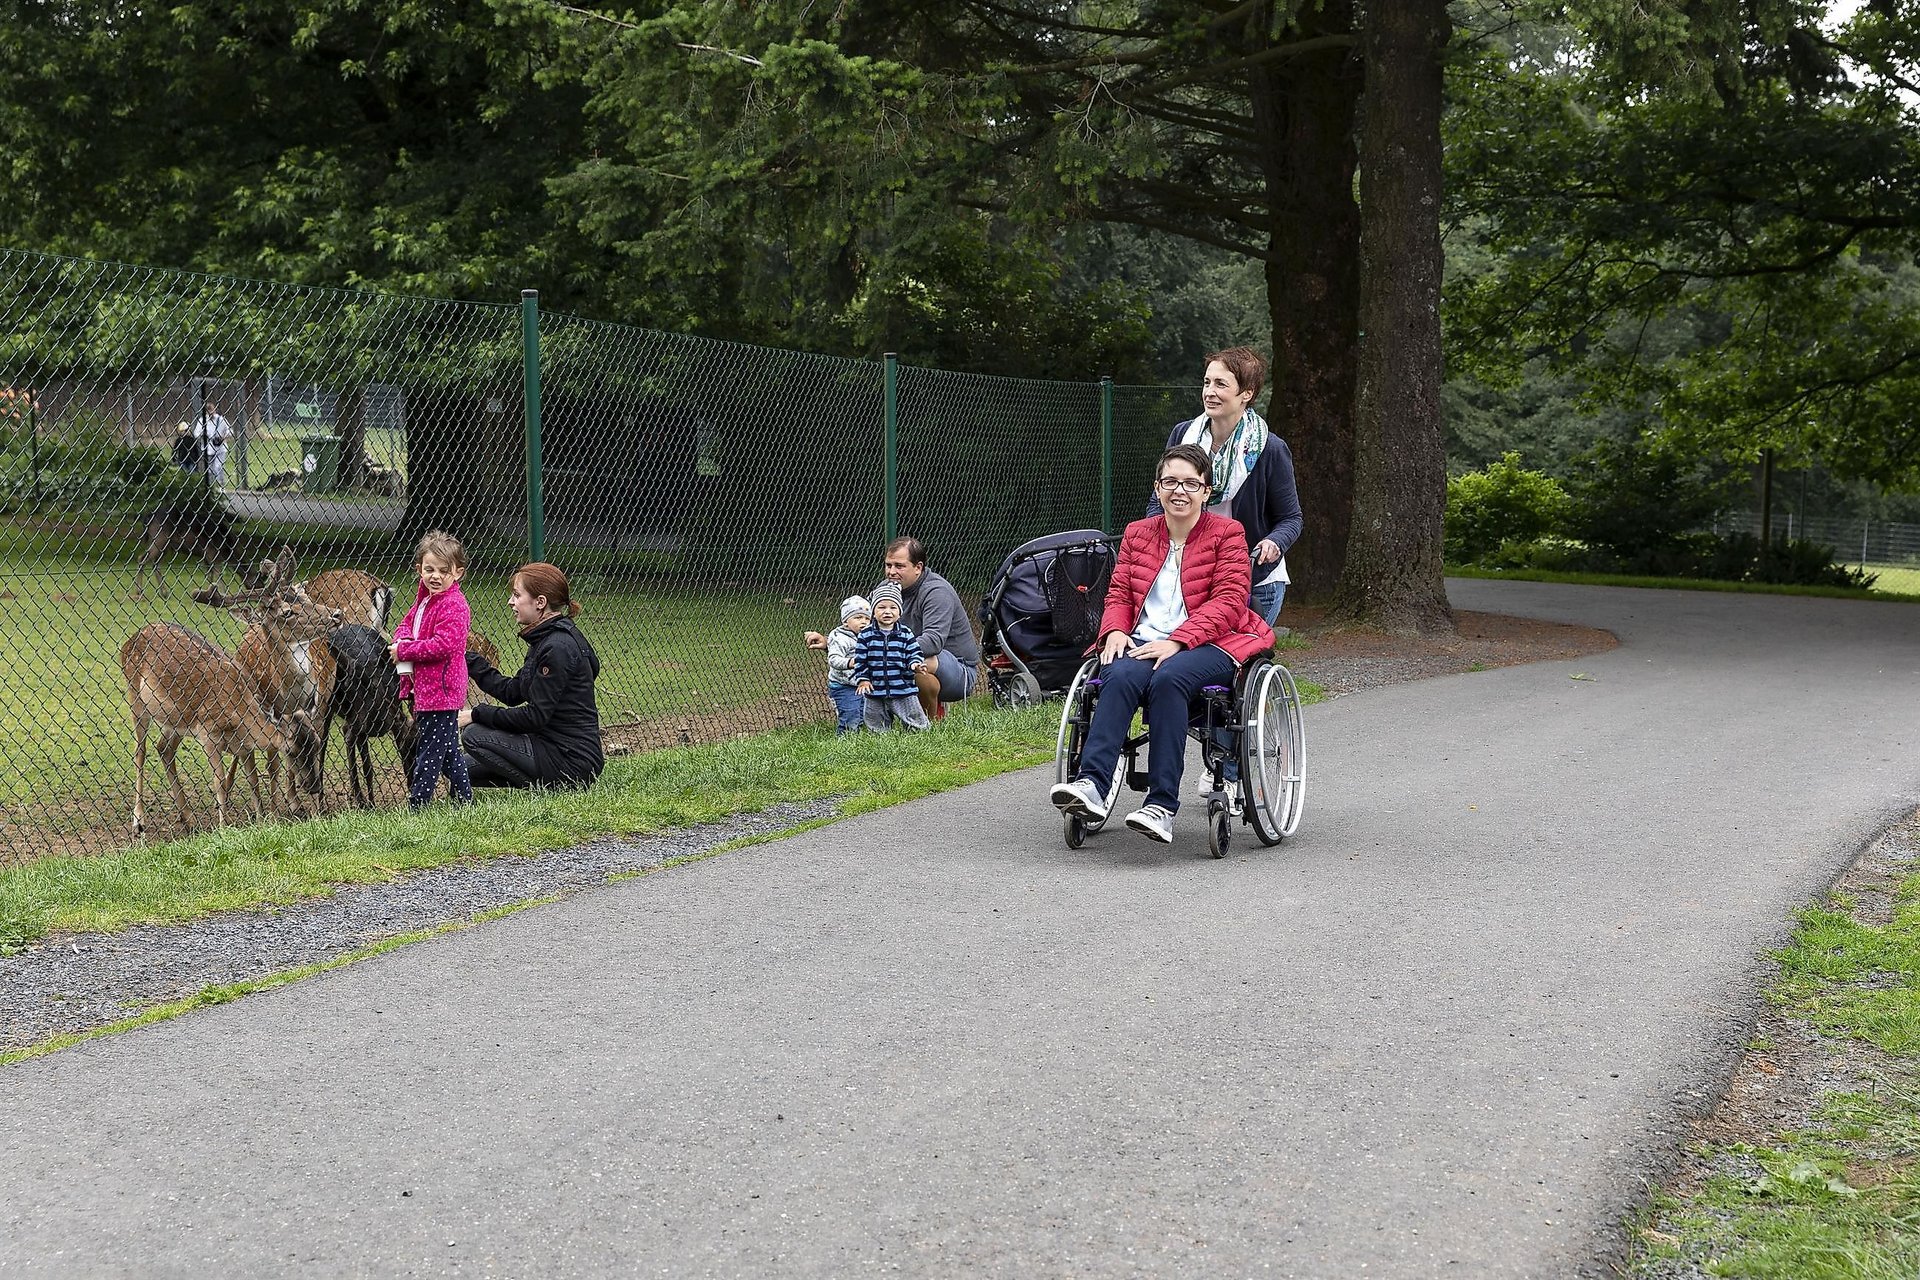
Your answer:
[410,709,473,809]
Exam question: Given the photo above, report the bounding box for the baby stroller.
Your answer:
[978,528,1118,708]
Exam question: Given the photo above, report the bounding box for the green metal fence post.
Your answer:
[1100,376,1114,534]
[883,351,899,542]
[522,288,545,562]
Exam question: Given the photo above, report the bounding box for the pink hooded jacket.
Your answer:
[394,580,471,712]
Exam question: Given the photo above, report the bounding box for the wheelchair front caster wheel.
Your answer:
[1207,800,1230,859]
[1065,813,1086,849]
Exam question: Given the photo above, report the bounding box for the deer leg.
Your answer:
[194,731,233,827]
[317,706,338,812]
[234,750,268,823]
[130,712,150,837]
[345,728,368,808]
[219,752,264,815]
[157,731,191,832]
[266,749,291,819]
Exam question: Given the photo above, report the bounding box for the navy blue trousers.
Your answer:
[1072,645,1236,813]
[410,709,473,808]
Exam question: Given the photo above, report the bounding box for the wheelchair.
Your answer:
[1054,648,1306,858]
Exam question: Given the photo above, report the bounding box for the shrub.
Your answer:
[1444,452,1572,566]
[1566,435,1743,563]
[1,409,218,517]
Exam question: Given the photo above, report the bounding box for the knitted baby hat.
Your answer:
[871,581,903,610]
[840,594,872,623]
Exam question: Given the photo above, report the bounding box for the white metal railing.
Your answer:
[1716,511,1920,567]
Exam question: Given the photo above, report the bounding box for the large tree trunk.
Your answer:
[1330,0,1453,634]
[1248,0,1362,601]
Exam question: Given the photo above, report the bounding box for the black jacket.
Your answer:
[467,615,605,785]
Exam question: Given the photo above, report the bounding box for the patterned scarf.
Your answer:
[1180,408,1267,507]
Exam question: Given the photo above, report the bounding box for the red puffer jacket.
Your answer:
[1098,511,1275,664]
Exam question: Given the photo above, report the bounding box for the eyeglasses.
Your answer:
[1155,477,1208,494]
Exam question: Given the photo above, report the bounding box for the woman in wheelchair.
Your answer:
[1049,443,1275,843]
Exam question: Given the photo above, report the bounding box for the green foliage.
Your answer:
[1443,451,1572,566]
[1446,5,1920,491]
[1565,434,1744,565]
[0,411,216,517]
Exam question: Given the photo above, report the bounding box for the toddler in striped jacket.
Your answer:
[854,582,931,732]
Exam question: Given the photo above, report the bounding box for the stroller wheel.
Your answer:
[1008,673,1043,708]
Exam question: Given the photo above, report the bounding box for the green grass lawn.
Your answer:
[236,424,407,485]
[1855,563,1920,595]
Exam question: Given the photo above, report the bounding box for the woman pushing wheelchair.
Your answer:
[1049,443,1275,844]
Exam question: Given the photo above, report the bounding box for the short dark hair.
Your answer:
[1205,346,1269,400]
[1159,443,1213,485]
[885,535,926,567]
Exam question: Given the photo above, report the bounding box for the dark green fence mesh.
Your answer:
[0,247,1191,860]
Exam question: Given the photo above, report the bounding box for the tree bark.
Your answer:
[1248,0,1361,602]
[337,384,369,491]
[1330,0,1453,634]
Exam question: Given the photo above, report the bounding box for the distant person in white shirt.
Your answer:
[194,400,233,486]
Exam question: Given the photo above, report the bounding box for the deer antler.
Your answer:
[265,545,297,593]
[192,547,298,611]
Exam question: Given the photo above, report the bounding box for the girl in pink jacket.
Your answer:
[392,530,473,809]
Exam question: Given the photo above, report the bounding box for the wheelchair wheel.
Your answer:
[1055,658,1118,836]
[1241,660,1307,845]
[1207,799,1231,859]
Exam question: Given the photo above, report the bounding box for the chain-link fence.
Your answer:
[0,247,1196,861]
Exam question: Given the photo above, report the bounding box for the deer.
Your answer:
[301,567,393,631]
[194,558,390,798]
[133,505,270,599]
[121,623,322,836]
[216,556,343,812]
[322,623,420,809]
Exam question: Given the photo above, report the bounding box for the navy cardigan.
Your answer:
[1146,424,1303,558]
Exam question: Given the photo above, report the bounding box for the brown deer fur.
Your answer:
[223,562,343,813]
[301,568,393,631]
[121,623,322,836]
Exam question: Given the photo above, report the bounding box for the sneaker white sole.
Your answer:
[1124,811,1174,843]
[1050,782,1109,822]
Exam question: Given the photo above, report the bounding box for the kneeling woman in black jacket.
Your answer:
[458,562,605,789]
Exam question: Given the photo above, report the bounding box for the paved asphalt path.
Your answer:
[5,579,1918,1278]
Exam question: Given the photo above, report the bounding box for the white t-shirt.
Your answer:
[1131,543,1187,643]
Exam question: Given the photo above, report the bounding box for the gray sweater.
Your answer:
[881,567,980,666]
[825,624,861,687]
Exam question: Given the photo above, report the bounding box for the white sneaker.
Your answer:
[1051,776,1111,821]
[1124,803,1175,843]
